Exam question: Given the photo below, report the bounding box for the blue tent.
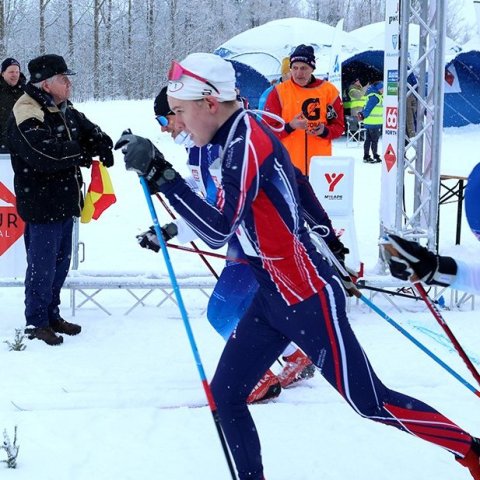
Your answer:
[225,59,271,109]
[341,51,383,99]
[444,51,480,127]
[341,50,480,128]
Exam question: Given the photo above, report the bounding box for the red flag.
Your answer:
[81,160,116,223]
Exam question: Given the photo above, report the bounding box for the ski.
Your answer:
[406,321,480,366]
[10,399,207,412]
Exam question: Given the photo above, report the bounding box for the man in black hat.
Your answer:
[7,53,114,346]
[0,57,25,152]
[264,44,345,175]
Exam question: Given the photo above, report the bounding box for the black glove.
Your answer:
[136,223,178,253]
[115,130,176,191]
[328,237,349,264]
[386,234,457,287]
[77,148,93,168]
[82,126,113,153]
[98,142,114,168]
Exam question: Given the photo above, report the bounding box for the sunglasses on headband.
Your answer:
[168,61,220,95]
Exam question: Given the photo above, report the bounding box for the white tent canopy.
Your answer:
[349,21,462,63]
[215,17,366,81]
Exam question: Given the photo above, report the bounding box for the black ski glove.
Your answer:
[136,223,178,253]
[115,129,177,192]
[328,237,349,264]
[386,234,457,287]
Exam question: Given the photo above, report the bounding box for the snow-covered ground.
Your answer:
[1,99,479,480]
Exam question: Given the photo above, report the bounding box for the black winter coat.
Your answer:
[7,82,102,223]
[0,73,25,151]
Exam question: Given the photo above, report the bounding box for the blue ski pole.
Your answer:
[139,177,237,479]
[358,292,480,398]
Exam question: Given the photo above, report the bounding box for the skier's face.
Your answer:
[159,114,182,139]
[168,96,218,147]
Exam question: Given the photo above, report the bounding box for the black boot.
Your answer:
[372,154,382,163]
[25,326,63,346]
[363,155,373,163]
[50,318,82,336]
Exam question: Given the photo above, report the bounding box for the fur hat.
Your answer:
[290,44,316,69]
[1,57,20,73]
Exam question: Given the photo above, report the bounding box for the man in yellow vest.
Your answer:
[264,44,345,175]
[344,78,366,117]
[358,80,383,164]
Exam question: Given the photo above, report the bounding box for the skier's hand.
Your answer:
[115,130,176,189]
[328,237,349,264]
[384,234,457,287]
[136,223,178,253]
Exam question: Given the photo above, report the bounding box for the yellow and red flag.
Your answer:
[81,160,116,223]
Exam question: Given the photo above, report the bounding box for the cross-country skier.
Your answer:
[116,53,480,480]
[137,86,349,402]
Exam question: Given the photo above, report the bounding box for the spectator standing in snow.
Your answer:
[264,44,344,175]
[7,54,114,346]
[117,52,480,480]
[358,80,383,163]
[0,57,25,152]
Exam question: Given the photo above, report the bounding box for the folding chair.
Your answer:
[345,116,366,147]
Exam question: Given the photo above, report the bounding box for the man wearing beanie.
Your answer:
[116,52,480,480]
[0,57,25,152]
[7,53,114,346]
[264,43,345,175]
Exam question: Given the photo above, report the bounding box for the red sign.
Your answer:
[0,182,25,256]
[384,144,397,172]
[385,107,398,129]
[324,173,345,192]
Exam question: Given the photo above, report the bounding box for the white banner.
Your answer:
[0,153,26,278]
[379,0,400,232]
[328,19,344,94]
[309,155,360,271]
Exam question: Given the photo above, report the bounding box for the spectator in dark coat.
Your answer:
[7,53,114,346]
[0,57,25,152]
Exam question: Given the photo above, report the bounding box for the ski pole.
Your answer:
[155,192,220,279]
[357,292,480,397]
[141,178,237,479]
[413,281,480,388]
[309,232,480,398]
[166,242,248,264]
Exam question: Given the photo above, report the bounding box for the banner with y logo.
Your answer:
[309,156,360,271]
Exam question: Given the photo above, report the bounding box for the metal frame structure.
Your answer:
[395,0,446,251]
